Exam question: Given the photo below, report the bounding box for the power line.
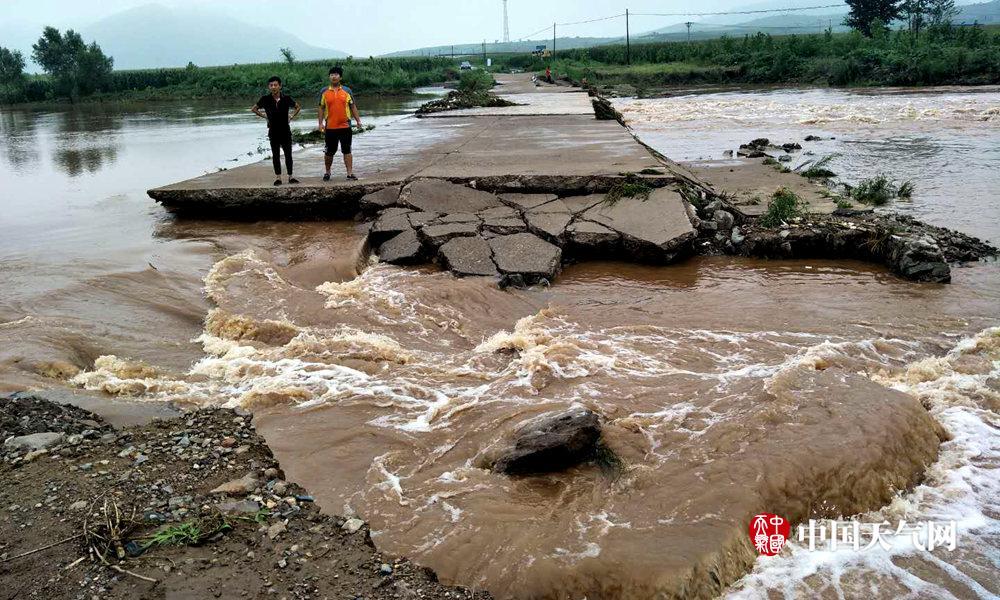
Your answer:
[631,4,843,17]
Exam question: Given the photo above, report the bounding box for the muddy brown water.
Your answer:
[1,87,999,599]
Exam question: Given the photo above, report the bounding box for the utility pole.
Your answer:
[685,21,692,43]
[553,22,556,59]
[451,45,455,58]
[502,0,510,43]
[626,9,631,65]
[482,40,486,65]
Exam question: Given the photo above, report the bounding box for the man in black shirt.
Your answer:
[252,76,301,185]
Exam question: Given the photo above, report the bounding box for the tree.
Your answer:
[901,0,929,35]
[32,27,113,101]
[280,47,295,65]
[927,0,958,28]
[0,47,26,81]
[844,0,903,36]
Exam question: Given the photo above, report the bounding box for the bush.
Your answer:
[850,174,914,205]
[458,69,493,93]
[759,187,804,227]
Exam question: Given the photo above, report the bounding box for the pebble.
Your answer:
[380,563,393,575]
[342,518,365,534]
[69,500,89,511]
[267,521,287,540]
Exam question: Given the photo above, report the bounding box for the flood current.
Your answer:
[1,86,998,599]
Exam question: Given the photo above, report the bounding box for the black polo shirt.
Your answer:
[256,93,297,139]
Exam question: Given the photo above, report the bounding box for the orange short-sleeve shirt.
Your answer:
[320,86,354,130]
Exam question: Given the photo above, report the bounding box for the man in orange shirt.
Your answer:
[318,66,363,181]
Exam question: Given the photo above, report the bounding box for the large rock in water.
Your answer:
[490,409,601,475]
[402,179,502,214]
[439,236,499,277]
[488,233,562,284]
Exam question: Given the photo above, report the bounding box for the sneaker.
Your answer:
[273,178,282,186]
[288,177,300,184]
[346,174,358,181]
[322,173,330,182]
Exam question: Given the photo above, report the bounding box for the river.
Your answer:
[1,86,998,599]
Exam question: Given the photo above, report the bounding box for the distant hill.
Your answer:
[955,0,1000,23]
[383,0,998,58]
[81,4,347,70]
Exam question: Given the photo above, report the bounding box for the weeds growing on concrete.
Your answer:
[605,175,653,205]
[759,187,803,227]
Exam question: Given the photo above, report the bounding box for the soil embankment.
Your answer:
[0,393,491,600]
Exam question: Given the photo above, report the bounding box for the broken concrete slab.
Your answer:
[482,216,528,236]
[499,193,558,211]
[525,211,572,242]
[529,194,605,215]
[378,229,425,265]
[567,220,621,254]
[437,212,480,224]
[438,236,499,277]
[477,206,520,220]
[359,185,402,212]
[488,233,562,283]
[402,179,501,214]
[406,211,440,227]
[418,222,480,248]
[581,188,697,262]
[369,211,413,246]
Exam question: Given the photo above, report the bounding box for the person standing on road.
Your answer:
[252,76,301,186]
[318,66,363,181]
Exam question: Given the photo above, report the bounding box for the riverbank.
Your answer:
[495,26,1000,94]
[0,392,491,599]
[0,56,456,105]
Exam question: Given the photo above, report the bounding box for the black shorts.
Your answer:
[324,127,352,156]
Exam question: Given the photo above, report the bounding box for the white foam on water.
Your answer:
[728,327,1000,599]
[615,93,1000,128]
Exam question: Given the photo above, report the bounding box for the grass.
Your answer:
[605,174,653,205]
[140,513,239,549]
[850,174,915,206]
[799,155,838,179]
[762,157,791,173]
[489,24,1000,89]
[759,187,804,227]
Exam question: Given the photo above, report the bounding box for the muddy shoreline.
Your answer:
[0,393,491,600]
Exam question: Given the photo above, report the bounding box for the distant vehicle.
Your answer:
[509,68,524,74]
[460,61,473,70]
[531,45,551,58]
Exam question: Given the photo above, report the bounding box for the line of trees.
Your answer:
[845,0,958,36]
[0,27,114,103]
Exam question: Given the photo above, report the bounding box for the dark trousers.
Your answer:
[269,135,293,175]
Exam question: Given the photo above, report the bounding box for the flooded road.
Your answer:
[2,86,999,598]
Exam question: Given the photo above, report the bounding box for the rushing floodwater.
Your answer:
[1,86,999,599]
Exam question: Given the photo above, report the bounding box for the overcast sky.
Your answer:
[1,0,853,55]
